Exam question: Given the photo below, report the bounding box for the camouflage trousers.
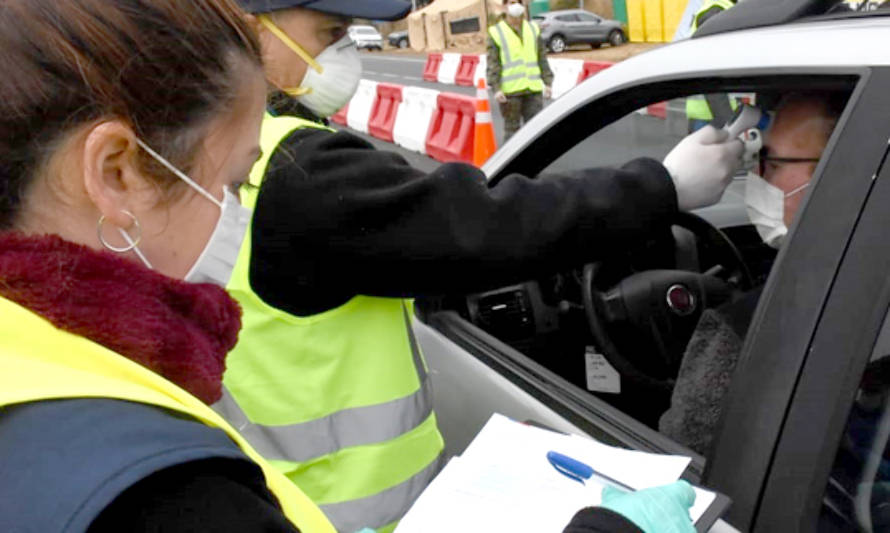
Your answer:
[499,91,544,141]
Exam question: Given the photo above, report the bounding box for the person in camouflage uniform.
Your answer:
[487,0,554,141]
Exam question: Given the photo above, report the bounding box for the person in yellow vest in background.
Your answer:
[0,0,334,531]
[685,0,737,132]
[487,0,554,141]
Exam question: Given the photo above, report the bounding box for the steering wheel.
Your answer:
[581,212,754,397]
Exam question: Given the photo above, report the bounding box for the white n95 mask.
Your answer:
[297,35,362,118]
[258,15,361,117]
[136,140,252,287]
[744,172,808,250]
[507,3,526,17]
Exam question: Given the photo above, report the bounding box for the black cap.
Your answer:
[239,0,411,20]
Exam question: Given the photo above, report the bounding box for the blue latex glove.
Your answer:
[599,480,696,533]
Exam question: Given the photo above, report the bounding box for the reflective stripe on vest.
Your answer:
[489,20,544,95]
[220,113,445,533]
[319,452,446,532]
[691,0,735,32]
[214,303,432,463]
[0,296,335,533]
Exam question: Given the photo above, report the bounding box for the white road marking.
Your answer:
[403,76,423,81]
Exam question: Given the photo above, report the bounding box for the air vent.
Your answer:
[472,288,534,340]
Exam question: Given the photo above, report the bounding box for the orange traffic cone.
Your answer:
[473,78,497,167]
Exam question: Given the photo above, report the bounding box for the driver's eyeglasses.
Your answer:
[758,147,821,177]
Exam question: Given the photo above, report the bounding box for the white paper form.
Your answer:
[396,414,720,533]
[396,456,601,533]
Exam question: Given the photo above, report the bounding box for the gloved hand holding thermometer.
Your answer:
[724,104,769,139]
[663,104,766,211]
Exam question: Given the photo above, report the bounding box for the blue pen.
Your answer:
[546,451,634,492]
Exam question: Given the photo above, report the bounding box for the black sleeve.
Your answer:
[88,458,299,533]
[538,32,554,87]
[486,37,503,92]
[563,507,645,533]
[249,128,677,316]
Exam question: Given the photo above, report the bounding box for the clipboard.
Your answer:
[396,414,731,533]
[695,491,732,532]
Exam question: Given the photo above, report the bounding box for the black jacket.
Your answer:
[249,112,677,317]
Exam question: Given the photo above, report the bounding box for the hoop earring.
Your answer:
[97,210,141,253]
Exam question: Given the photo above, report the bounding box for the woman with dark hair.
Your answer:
[0,0,699,531]
[0,0,333,531]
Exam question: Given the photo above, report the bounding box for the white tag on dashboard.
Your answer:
[585,347,621,394]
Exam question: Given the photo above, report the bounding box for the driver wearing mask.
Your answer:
[660,91,848,455]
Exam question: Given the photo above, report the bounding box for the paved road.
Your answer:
[360,52,471,95]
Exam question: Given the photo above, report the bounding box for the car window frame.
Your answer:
[486,69,863,186]
[440,67,875,529]
[737,66,890,531]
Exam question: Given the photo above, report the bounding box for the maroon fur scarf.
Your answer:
[0,232,241,404]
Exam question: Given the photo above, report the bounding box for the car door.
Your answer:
[415,57,883,530]
[553,13,581,44]
[575,11,606,42]
[715,67,890,531]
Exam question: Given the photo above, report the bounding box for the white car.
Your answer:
[415,0,890,530]
[348,25,384,51]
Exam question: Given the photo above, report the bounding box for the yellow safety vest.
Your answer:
[488,19,544,95]
[217,113,445,533]
[691,0,735,32]
[0,295,335,533]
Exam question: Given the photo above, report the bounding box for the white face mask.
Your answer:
[135,140,252,287]
[744,172,809,250]
[507,3,526,18]
[297,35,362,118]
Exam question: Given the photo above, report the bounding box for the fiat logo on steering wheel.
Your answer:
[666,284,697,316]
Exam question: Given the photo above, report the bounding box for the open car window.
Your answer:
[576,12,600,22]
[462,76,856,452]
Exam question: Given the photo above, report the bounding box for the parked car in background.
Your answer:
[348,25,383,51]
[533,9,626,52]
[387,29,410,48]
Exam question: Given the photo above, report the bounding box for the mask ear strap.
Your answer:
[135,139,222,209]
[785,181,810,198]
[258,15,323,74]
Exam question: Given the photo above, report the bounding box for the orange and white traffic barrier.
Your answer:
[473,55,487,88]
[549,58,585,100]
[393,86,440,154]
[437,52,462,85]
[346,79,379,134]
[455,54,480,87]
[425,91,476,163]
[473,78,497,167]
